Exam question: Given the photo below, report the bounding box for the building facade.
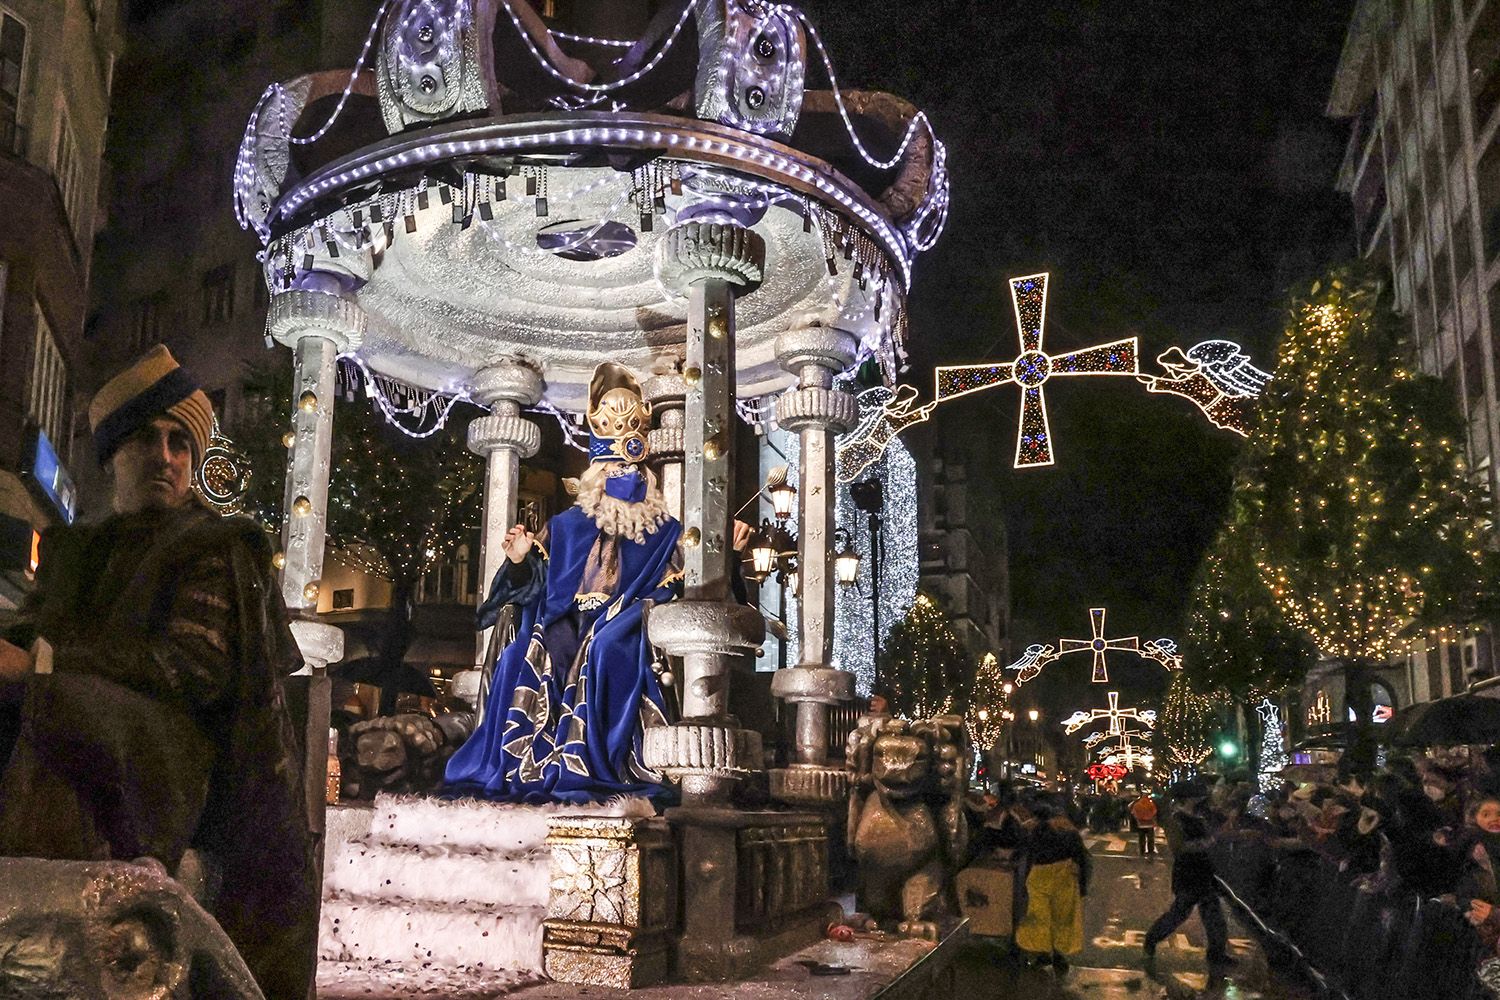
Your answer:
[1328,0,1500,703]
[0,0,121,607]
[913,427,1010,662]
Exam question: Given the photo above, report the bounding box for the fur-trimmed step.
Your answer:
[317,792,657,982]
[324,837,549,909]
[319,896,543,970]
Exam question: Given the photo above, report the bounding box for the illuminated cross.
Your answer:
[933,273,1139,468]
[1060,691,1157,736]
[1058,608,1139,683]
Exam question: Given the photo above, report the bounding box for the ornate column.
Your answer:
[770,328,859,806]
[267,277,363,848]
[268,279,363,627]
[468,361,544,667]
[642,373,686,521]
[642,222,766,806]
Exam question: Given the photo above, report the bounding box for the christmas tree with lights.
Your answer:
[880,592,972,720]
[1256,699,1287,791]
[1155,671,1220,776]
[1204,264,1499,771]
[239,361,483,704]
[1187,519,1315,698]
[965,651,1009,753]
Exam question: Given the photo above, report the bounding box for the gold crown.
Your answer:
[587,363,651,463]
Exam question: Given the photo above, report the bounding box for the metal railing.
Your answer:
[1213,835,1488,1000]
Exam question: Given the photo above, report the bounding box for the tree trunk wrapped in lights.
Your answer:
[879,591,973,720]
[1194,264,1500,774]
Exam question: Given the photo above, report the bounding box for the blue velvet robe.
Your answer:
[444,498,681,803]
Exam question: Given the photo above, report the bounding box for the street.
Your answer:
[951,833,1312,1000]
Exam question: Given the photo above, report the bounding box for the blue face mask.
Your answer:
[602,468,647,503]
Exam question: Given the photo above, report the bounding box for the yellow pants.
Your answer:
[1014,859,1084,956]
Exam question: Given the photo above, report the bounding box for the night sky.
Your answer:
[801,0,1357,723]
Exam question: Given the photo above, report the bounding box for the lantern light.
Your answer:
[833,528,860,585]
[769,478,797,520]
[750,526,778,578]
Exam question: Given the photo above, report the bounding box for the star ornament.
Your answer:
[933,273,1139,468]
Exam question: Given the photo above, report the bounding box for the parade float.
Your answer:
[231,0,955,993]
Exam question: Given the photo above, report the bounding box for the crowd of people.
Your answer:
[964,751,1500,997]
[1202,749,1500,998]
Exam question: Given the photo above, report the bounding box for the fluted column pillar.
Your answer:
[642,222,767,805]
[468,361,545,668]
[769,328,859,806]
[643,373,687,521]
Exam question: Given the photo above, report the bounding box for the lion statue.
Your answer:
[845,713,970,939]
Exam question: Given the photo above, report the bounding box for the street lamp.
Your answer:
[833,528,860,586]
[749,519,796,580]
[1028,709,1040,722]
[750,521,779,579]
[768,477,797,520]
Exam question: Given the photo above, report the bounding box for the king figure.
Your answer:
[445,363,682,802]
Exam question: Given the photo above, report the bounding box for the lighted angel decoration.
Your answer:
[1141,638,1184,671]
[1006,642,1060,684]
[1138,339,1272,437]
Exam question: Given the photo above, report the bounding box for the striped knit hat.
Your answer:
[89,345,213,466]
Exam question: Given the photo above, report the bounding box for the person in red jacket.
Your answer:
[1131,789,1160,858]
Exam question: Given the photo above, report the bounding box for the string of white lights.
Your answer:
[530,397,591,452]
[779,5,934,173]
[287,0,396,146]
[552,28,635,48]
[495,0,696,93]
[339,353,470,439]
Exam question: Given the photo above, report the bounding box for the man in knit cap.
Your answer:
[0,345,318,998]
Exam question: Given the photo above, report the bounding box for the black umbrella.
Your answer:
[1387,694,1500,747]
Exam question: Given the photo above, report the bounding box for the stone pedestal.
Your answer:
[769,328,860,806]
[542,815,678,989]
[664,808,842,982]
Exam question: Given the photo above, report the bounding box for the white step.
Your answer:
[317,792,659,984]
[324,837,549,909]
[319,894,543,970]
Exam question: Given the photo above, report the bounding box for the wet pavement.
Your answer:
[951,831,1315,1000]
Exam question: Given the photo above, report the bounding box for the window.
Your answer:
[53,104,87,243]
[332,588,355,611]
[201,264,234,324]
[0,11,25,155]
[28,304,68,454]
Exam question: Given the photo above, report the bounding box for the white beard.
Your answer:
[574,462,669,542]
